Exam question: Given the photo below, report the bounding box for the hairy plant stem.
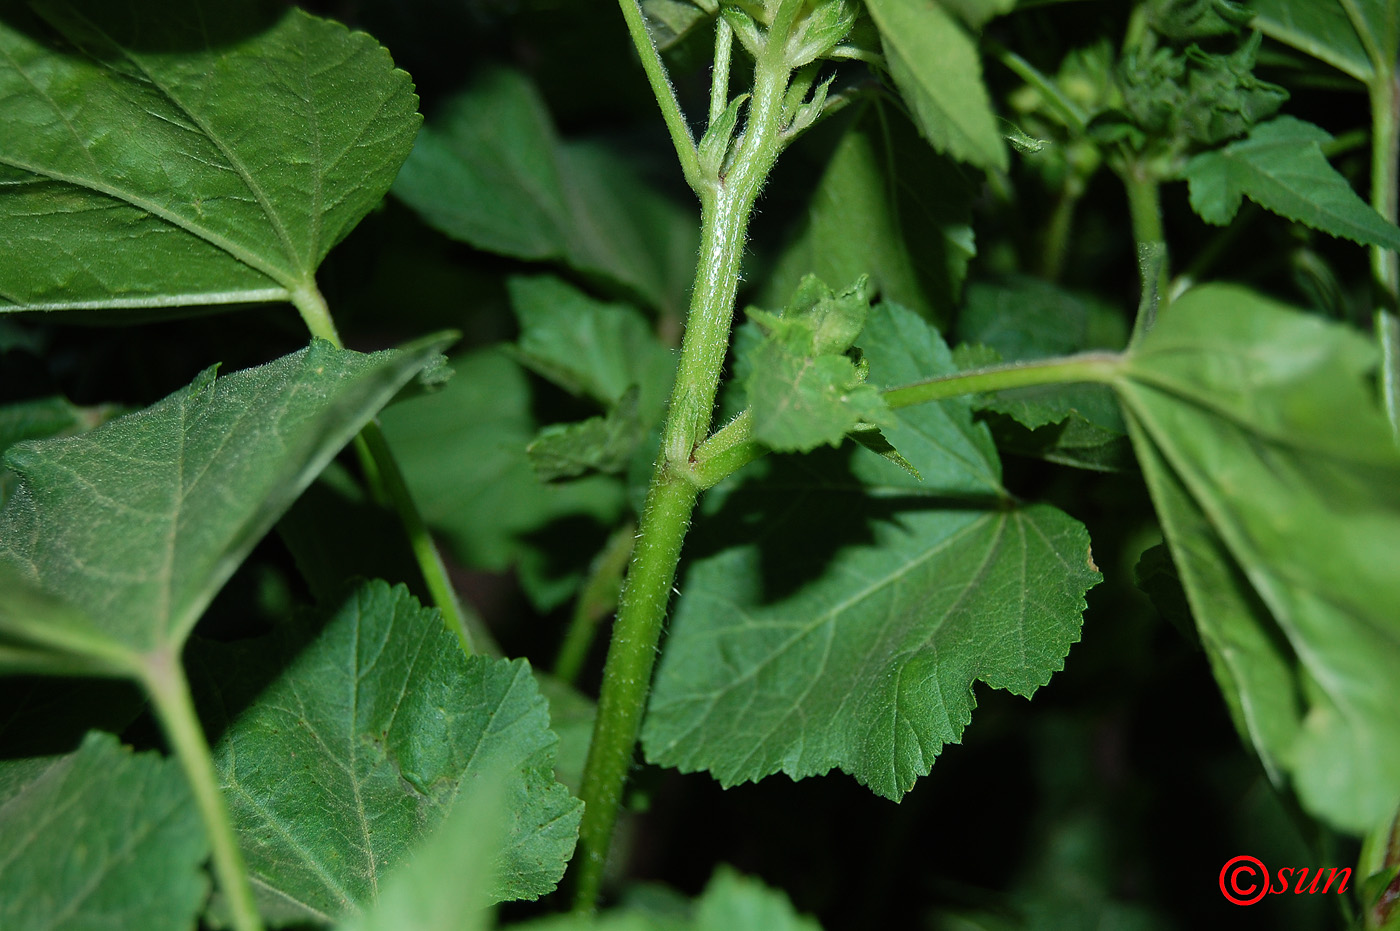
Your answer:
[143,647,263,931]
[688,353,1127,489]
[572,32,795,912]
[289,283,478,654]
[1122,165,1170,313]
[1368,73,1400,437]
[617,0,702,190]
[554,522,636,686]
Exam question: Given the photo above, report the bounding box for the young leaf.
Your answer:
[194,580,581,922]
[1184,116,1400,250]
[393,70,698,317]
[644,302,1098,799]
[0,0,419,312]
[764,106,975,325]
[864,0,1008,171]
[742,277,892,452]
[509,275,677,421]
[0,336,450,669]
[0,731,208,931]
[1118,284,1400,833]
[379,347,627,610]
[529,388,646,482]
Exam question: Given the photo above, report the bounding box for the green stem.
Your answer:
[710,17,733,126]
[882,352,1124,409]
[1041,180,1083,282]
[572,38,794,913]
[690,410,761,489]
[289,282,479,654]
[987,39,1088,135]
[143,647,263,931]
[554,522,636,686]
[1368,72,1400,437]
[1122,164,1170,313]
[690,354,1127,490]
[617,0,702,191]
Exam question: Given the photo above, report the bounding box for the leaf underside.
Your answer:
[0,338,448,666]
[1120,285,1400,833]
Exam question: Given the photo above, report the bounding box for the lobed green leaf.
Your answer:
[644,302,1098,799]
[1185,116,1400,249]
[195,580,581,922]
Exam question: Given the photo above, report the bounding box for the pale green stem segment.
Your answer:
[572,21,796,911]
[143,647,264,931]
[710,18,733,126]
[687,354,1127,489]
[1122,166,1170,310]
[554,522,636,686]
[617,0,702,191]
[289,283,478,655]
[1368,73,1400,437]
[881,352,1124,407]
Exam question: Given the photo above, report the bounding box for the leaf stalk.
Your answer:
[289,283,479,654]
[616,0,703,191]
[142,648,264,931]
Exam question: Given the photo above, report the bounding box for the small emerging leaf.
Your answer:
[742,276,892,452]
[529,388,646,481]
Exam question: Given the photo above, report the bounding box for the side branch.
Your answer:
[617,0,703,191]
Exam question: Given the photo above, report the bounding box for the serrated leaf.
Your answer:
[530,388,646,481]
[0,731,208,931]
[510,275,677,421]
[379,347,626,610]
[764,105,975,326]
[195,580,581,922]
[1184,116,1400,250]
[0,337,448,668]
[0,0,419,312]
[1118,284,1400,833]
[393,70,698,317]
[939,0,1015,29]
[865,0,1008,171]
[644,302,1098,799]
[337,767,505,931]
